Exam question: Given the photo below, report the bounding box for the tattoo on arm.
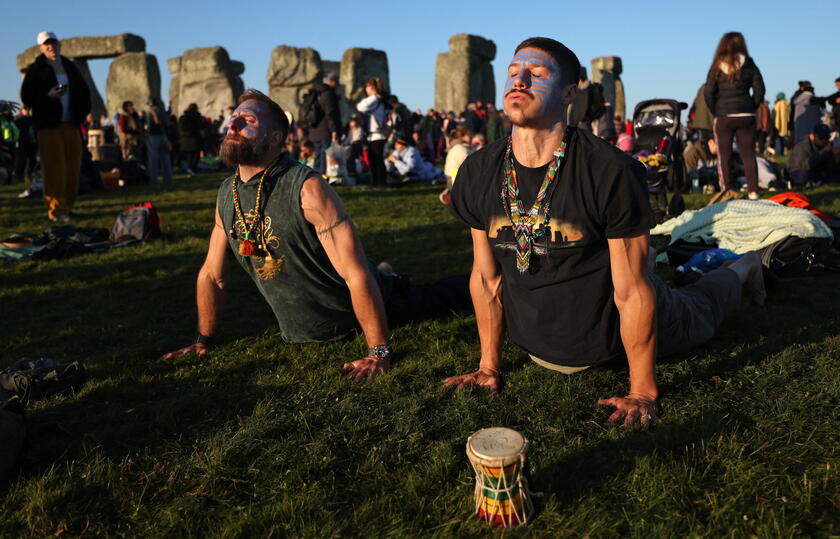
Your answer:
[317,214,349,239]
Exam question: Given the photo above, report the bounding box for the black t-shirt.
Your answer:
[450,128,654,367]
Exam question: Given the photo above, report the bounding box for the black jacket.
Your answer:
[788,137,832,173]
[704,56,765,116]
[308,82,341,143]
[20,54,91,130]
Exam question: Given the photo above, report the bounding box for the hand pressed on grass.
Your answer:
[442,367,501,393]
[160,343,210,360]
[342,355,390,383]
[597,393,658,428]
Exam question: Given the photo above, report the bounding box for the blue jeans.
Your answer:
[146,135,173,185]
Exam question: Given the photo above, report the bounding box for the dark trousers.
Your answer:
[368,140,386,186]
[377,271,471,328]
[714,115,758,192]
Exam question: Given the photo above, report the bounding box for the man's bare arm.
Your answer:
[443,228,503,392]
[598,232,658,426]
[300,176,390,380]
[161,204,230,359]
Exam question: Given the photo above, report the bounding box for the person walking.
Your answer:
[790,81,822,145]
[20,31,90,221]
[773,92,791,155]
[356,77,388,187]
[704,32,765,200]
[178,103,203,175]
[145,98,173,186]
[306,73,342,174]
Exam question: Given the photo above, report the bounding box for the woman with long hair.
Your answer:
[703,32,765,199]
[356,76,388,186]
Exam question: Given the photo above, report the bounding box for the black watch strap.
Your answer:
[194,332,214,347]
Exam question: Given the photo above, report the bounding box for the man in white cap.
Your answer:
[20,31,90,221]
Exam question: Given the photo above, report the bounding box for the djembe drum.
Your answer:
[466,427,534,527]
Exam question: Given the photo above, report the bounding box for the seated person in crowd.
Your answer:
[684,137,718,193]
[788,123,840,185]
[439,125,474,204]
[385,136,440,182]
[443,37,766,428]
[162,90,468,381]
[298,140,315,168]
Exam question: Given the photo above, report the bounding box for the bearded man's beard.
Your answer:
[219,134,270,166]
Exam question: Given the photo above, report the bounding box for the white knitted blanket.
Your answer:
[650,200,834,253]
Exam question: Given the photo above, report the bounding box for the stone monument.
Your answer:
[590,56,625,121]
[435,34,496,113]
[266,46,323,122]
[106,52,161,116]
[168,46,245,117]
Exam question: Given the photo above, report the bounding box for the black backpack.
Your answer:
[300,88,324,128]
[585,82,607,122]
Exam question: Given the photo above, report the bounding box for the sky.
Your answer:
[2,0,838,120]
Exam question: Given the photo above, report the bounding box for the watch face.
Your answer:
[370,345,392,359]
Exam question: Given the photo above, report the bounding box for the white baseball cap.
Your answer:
[37,31,58,45]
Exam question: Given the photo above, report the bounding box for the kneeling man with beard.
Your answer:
[162,89,394,380]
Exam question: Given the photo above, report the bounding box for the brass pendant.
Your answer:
[255,253,282,280]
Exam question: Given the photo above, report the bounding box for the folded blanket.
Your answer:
[650,200,834,253]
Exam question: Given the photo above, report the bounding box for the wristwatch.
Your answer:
[367,344,393,361]
[194,332,214,348]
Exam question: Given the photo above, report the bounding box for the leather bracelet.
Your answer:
[194,332,214,348]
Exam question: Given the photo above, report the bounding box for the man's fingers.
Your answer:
[596,397,620,408]
[623,408,641,428]
[342,362,355,372]
[605,408,626,425]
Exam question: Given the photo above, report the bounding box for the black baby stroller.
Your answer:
[632,99,688,223]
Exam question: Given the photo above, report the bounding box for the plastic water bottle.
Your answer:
[691,175,700,193]
[676,248,742,275]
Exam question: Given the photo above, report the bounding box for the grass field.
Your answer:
[1,174,839,537]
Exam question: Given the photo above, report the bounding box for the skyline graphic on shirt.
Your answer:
[487,214,585,252]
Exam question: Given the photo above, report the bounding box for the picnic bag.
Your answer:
[110,201,161,241]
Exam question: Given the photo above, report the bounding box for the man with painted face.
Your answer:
[443,37,765,427]
[161,89,394,380]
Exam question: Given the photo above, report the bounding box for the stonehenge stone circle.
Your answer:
[168,46,245,117]
[435,34,496,113]
[590,56,625,121]
[106,52,161,116]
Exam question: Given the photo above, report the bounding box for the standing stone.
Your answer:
[71,58,106,119]
[266,46,322,121]
[591,56,625,121]
[435,34,496,113]
[339,48,389,103]
[106,52,161,116]
[168,46,245,118]
[339,48,390,125]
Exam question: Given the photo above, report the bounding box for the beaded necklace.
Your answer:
[500,131,569,273]
[231,160,276,257]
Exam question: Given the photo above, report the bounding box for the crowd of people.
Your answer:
[5,31,839,224]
